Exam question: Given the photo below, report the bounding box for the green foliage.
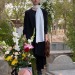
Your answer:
[42,0,53,32]
[4,0,32,23]
[52,0,73,32]
[66,23,75,61]
[0,20,13,46]
[66,0,75,61]
[66,24,75,51]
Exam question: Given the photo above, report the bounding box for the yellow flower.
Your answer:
[22,53,26,59]
[5,56,12,61]
[11,59,18,65]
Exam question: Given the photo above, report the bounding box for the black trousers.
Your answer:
[35,55,46,71]
[32,42,46,71]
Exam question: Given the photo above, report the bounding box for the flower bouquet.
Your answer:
[2,27,35,75]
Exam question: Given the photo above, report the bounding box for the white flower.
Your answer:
[7,47,12,50]
[14,44,20,51]
[3,46,7,49]
[31,55,35,58]
[28,39,33,44]
[14,52,19,56]
[28,62,31,65]
[11,55,13,57]
[14,55,18,59]
[13,37,19,45]
[13,32,19,38]
[28,53,30,57]
[5,51,10,54]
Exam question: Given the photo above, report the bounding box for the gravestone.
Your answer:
[53,55,73,64]
[0,57,12,75]
[46,55,75,75]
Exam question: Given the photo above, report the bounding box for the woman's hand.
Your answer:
[45,34,49,42]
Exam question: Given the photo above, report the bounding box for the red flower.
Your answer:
[24,44,34,52]
[24,47,30,52]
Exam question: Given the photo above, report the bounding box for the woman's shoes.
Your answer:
[37,70,42,75]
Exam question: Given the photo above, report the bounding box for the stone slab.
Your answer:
[50,69,75,75]
[47,55,75,71]
[0,57,12,75]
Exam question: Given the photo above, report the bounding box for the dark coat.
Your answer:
[23,8,48,39]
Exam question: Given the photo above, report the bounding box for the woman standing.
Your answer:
[23,0,48,75]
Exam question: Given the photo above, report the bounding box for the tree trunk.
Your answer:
[63,9,67,33]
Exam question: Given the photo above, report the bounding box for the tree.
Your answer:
[3,0,32,27]
[0,20,13,46]
[66,0,75,61]
[0,0,32,45]
[52,0,72,33]
[0,0,5,19]
[42,0,53,32]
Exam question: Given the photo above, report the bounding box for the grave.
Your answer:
[0,56,11,75]
[46,55,75,75]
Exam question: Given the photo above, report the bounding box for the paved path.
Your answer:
[50,69,75,75]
